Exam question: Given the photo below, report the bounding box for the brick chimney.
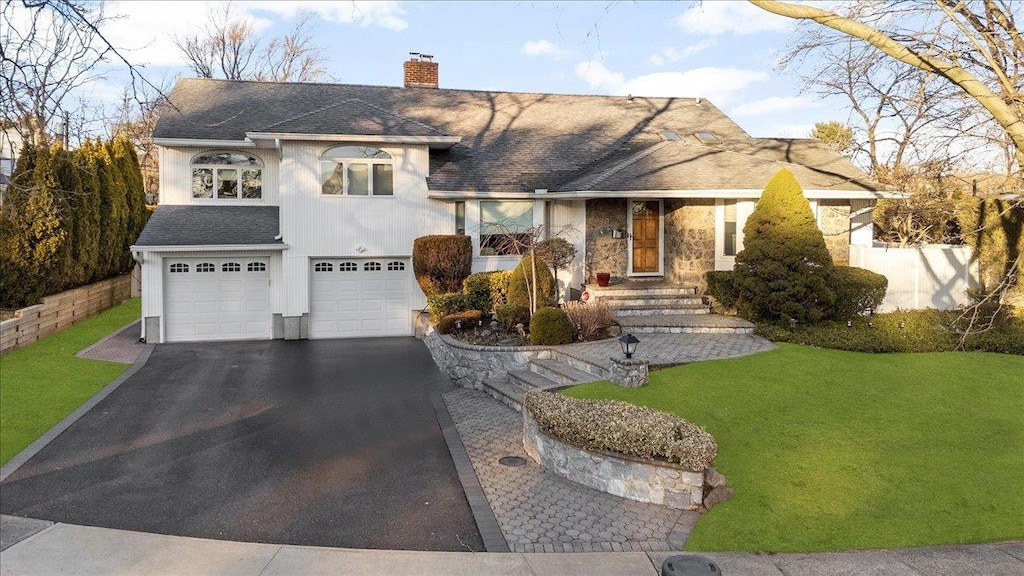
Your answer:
[404,53,438,88]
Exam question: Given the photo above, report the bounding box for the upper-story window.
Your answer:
[321,146,394,196]
[192,152,262,200]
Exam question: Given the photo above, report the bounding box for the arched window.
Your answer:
[192,152,262,199]
[320,146,393,196]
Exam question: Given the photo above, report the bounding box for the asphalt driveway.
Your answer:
[0,338,484,551]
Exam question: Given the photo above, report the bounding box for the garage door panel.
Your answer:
[163,257,271,342]
[309,258,411,339]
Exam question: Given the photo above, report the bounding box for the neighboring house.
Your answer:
[134,56,896,343]
[0,126,23,202]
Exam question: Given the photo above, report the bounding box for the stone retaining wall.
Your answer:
[421,325,551,391]
[0,275,132,355]
[522,411,705,510]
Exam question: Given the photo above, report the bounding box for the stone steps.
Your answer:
[616,314,755,335]
[509,369,564,392]
[529,358,602,387]
[589,285,697,297]
[551,350,611,380]
[614,303,709,316]
[480,377,530,412]
[598,295,706,307]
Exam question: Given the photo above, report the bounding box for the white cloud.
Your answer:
[576,60,769,105]
[730,96,819,117]
[102,1,407,67]
[521,40,571,58]
[673,2,794,36]
[649,40,716,66]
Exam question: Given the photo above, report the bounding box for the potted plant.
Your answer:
[596,272,611,287]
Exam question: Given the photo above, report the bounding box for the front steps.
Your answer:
[481,352,608,411]
[588,281,753,335]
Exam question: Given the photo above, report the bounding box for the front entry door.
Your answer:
[630,200,661,274]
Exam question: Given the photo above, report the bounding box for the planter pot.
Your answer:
[596,273,611,287]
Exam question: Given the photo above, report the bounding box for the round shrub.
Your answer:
[437,310,483,335]
[829,266,888,319]
[463,271,497,313]
[523,391,717,471]
[427,292,470,322]
[412,235,472,297]
[508,254,556,311]
[529,306,573,345]
[733,169,835,323]
[495,303,530,328]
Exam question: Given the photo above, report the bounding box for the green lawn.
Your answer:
[564,343,1024,552]
[0,298,140,465]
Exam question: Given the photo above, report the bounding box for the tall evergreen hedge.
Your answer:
[0,138,148,309]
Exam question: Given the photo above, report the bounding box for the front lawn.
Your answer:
[564,343,1024,552]
[0,298,140,465]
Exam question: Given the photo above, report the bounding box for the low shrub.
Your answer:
[427,292,470,322]
[755,308,1024,354]
[829,266,888,319]
[489,270,513,308]
[463,272,496,313]
[412,235,473,297]
[704,271,738,309]
[529,306,573,345]
[523,391,717,471]
[437,310,483,335]
[563,300,614,341]
[495,303,530,328]
[508,255,557,311]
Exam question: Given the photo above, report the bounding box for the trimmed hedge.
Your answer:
[495,303,530,328]
[412,235,472,297]
[829,266,888,319]
[756,308,1024,355]
[523,391,717,471]
[508,254,557,311]
[530,306,573,345]
[704,270,738,309]
[427,292,470,322]
[437,310,483,335]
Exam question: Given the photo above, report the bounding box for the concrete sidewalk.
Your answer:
[2,517,1022,575]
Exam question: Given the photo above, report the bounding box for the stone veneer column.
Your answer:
[818,200,852,265]
[663,199,715,290]
[585,199,628,282]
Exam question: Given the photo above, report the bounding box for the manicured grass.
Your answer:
[0,298,140,465]
[564,343,1024,552]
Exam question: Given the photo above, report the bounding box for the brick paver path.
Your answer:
[557,333,774,368]
[76,321,144,364]
[444,388,699,553]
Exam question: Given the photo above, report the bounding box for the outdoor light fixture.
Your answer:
[847,320,853,328]
[619,333,640,359]
[789,318,798,329]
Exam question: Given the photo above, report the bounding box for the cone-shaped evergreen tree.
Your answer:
[733,169,835,323]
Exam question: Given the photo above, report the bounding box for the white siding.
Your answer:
[850,199,874,246]
[549,200,586,299]
[278,142,449,314]
[158,146,280,205]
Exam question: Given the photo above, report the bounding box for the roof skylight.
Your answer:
[694,131,719,144]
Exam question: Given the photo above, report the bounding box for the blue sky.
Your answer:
[100,1,841,139]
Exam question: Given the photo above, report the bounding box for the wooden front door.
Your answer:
[630,201,660,274]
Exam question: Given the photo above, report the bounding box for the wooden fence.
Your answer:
[0,274,132,355]
[848,244,978,312]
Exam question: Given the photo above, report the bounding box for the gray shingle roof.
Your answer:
[135,206,281,247]
[155,78,885,193]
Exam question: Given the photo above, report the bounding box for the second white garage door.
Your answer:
[309,258,412,338]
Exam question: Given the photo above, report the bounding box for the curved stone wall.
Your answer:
[421,325,551,391]
[522,411,705,510]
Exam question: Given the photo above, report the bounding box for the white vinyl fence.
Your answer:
[848,244,978,312]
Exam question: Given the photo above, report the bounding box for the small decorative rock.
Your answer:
[609,356,650,387]
[704,467,727,488]
[702,486,734,511]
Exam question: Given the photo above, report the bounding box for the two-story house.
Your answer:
[133,56,894,343]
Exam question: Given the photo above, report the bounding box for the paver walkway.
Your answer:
[444,387,698,553]
[556,332,774,368]
[75,320,144,364]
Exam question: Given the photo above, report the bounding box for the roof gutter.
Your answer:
[152,138,256,148]
[246,132,462,149]
[130,243,289,253]
[428,188,903,200]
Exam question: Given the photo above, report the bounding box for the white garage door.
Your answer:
[164,257,272,342]
[309,258,411,338]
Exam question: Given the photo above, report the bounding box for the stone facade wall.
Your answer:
[664,199,716,290]
[421,326,549,391]
[585,199,628,283]
[523,412,705,510]
[819,200,851,265]
[0,275,132,355]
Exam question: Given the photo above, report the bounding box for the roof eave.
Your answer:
[429,188,901,200]
[152,138,256,148]
[131,243,289,253]
[246,132,462,149]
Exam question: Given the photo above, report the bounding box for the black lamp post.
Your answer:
[619,333,640,359]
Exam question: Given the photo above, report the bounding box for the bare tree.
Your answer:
[749,0,1024,169]
[109,80,170,201]
[175,5,328,82]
